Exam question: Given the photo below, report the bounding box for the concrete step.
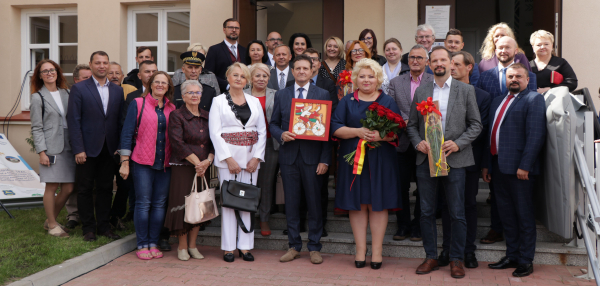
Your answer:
[192,226,587,266]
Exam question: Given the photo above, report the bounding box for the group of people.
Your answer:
[30,17,578,278]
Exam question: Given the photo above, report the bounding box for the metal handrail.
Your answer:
[574,138,600,221]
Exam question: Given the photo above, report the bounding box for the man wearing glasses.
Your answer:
[173,51,217,111]
[387,44,433,243]
[401,24,436,71]
[266,31,282,67]
[205,18,247,93]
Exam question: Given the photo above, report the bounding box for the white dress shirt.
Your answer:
[92,76,110,114]
[497,61,514,92]
[432,76,452,131]
[267,52,274,66]
[491,92,518,149]
[294,82,310,98]
[224,40,238,57]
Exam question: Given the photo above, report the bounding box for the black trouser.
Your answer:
[395,147,421,232]
[110,167,131,219]
[441,170,479,254]
[76,143,116,234]
[299,172,329,227]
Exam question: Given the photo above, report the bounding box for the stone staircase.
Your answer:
[192,178,588,266]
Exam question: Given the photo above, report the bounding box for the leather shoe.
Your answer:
[310,251,323,264]
[450,260,465,278]
[280,248,300,262]
[322,229,328,237]
[355,260,366,268]
[158,238,171,251]
[416,258,439,274]
[83,232,97,242]
[480,229,504,244]
[437,249,450,267]
[410,229,422,241]
[393,228,409,241]
[282,229,288,235]
[99,230,121,240]
[238,250,254,261]
[370,261,382,269]
[512,263,533,277]
[65,220,79,229]
[223,253,234,262]
[464,252,478,268]
[488,256,519,269]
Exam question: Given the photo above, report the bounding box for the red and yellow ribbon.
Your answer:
[352,139,368,174]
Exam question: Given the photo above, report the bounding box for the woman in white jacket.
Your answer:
[209,62,266,263]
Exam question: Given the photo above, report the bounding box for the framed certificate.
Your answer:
[288,98,332,141]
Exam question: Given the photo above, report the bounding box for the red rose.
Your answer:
[377,110,385,117]
[368,103,377,111]
[387,131,395,138]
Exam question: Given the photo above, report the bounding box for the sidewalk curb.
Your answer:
[9,234,137,286]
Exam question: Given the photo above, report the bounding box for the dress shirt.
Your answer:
[294,82,311,98]
[497,61,514,92]
[491,92,518,150]
[277,66,290,85]
[49,90,68,128]
[268,52,275,66]
[310,74,318,85]
[92,76,110,114]
[410,72,424,100]
[224,40,238,56]
[432,76,452,131]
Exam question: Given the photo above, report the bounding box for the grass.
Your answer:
[0,207,135,285]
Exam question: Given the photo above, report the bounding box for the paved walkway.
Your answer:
[64,245,595,286]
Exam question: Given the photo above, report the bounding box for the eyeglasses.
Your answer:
[417,35,433,40]
[408,56,426,62]
[351,49,365,55]
[153,81,169,86]
[185,91,202,96]
[360,37,373,41]
[268,38,282,42]
[41,69,57,75]
[226,26,240,31]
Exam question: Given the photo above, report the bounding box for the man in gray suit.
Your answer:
[268,44,294,90]
[388,44,433,242]
[408,46,482,278]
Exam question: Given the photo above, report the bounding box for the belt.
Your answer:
[221,131,258,147]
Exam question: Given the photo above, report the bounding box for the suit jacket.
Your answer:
[30,86,70,155]
[67,77,124,157]
[269,85,332,166]
[407,78,482,168]
[244,87,281,150]
[466,86,491,172]
[388,71,434,152]
[483,89,547,175]
[286,74,338,113]
[268,66,294,90]
[476,66,538,100]
[204,41,247,92]
[173,83,217,112]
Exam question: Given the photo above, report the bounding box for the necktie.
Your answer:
[230,44,237,59]
[298,87,305,99]
[279,72,285,90]
[500,68,507,96]
[490,95,514,155]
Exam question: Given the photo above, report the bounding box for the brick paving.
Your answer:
[64,244,595,286]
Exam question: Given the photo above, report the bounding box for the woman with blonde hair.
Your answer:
[319,36,346,82]
[478,23,531,73]
[529,30,578,93]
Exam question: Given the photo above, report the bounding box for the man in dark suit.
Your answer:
[269,44,294,90]
[476,36,537,245]
[121,61,157,124]
[437,51,491,269]
[483,63,546,277]
[270,54,332,264]
[173,51,217,111]
[123,47,153,90]
[204,18,246,92]
[388,44,433,242]
[67,51,124,242]
[408,46,482,278]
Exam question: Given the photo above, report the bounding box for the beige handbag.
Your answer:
[184,175,219,224]
[275,171,285,204]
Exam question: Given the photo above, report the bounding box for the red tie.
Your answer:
[490,95,514,155]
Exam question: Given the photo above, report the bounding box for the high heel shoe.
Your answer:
[238,250,255,261]
[355,260,366,268]
[370,261,383,269]
[223,252,234,262]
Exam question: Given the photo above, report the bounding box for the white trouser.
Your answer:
[219,168,257,251]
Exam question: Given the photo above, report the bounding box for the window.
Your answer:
[21,8,77,111]
[128,5,190,75]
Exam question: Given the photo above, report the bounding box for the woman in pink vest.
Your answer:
[119,71,176,260]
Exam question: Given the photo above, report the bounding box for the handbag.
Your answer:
[184,175,219,224]
[220,172,261,233]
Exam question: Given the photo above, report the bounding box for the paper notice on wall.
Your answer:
[425,5,451,40]
[0,133,45,200]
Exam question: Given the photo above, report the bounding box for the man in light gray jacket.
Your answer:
[408,46,482,279]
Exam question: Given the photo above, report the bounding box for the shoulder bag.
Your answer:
[185,175,219,224]
[220,172,261,233]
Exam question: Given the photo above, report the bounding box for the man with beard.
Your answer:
[123,47,153,90]
[205,18,247,92]
[482,63,546,277]
[476,37,537,246]
[407,46,481,279]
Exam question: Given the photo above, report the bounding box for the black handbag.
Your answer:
[220,173,261,233]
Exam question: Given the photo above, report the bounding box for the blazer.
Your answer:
[173,83,217,112]
[466,86,491,172]
[388,71,434,152]
[204,41,247,92]
[530,56,578,92]
[483,89,547,175]
[244,87,280,150]
[269,84,332,166]
[476,65,538,100]
[67,77,124,157]
[407,78,482,168]
[30,86,70,155]
[286,74,339,113]
[208,92,266,169]
[268,65,295,90]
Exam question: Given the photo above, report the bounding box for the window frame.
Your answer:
[20,7,78,111]
[127,4,191,76]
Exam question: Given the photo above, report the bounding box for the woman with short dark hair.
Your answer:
[359,29,387,66]
[245,40,270,67]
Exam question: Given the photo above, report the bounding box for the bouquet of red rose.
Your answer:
[343,102,406,174]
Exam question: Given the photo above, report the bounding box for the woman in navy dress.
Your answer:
[331,58,402,270]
